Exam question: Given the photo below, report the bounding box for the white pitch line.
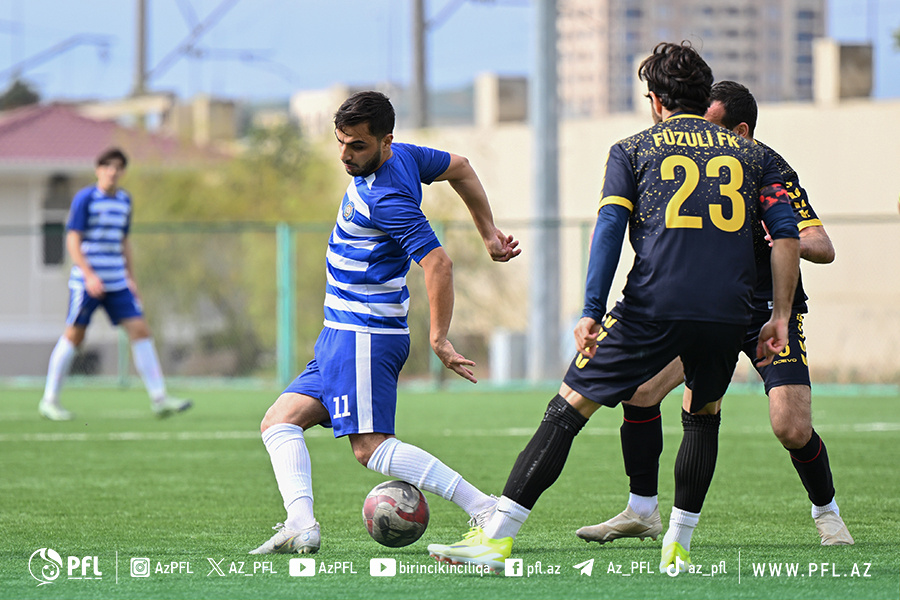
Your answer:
[0,430,262,443]
[1,421,898,444]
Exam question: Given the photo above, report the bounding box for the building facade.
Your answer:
[557,0,826,116]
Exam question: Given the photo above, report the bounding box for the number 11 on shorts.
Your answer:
[332,395,351,419]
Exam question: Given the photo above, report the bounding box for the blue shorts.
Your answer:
[66,285,143,326]
[563,304,746,413]
[283,328,410,437]
[744,311,811,393]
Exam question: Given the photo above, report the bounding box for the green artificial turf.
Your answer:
[1,385,897,599]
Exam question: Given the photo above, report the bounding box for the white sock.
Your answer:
[43,336,76,404]
[812,499,840,519]
[263,423,316,530]
[628,493,658,518]
[482,495,530,540]
[450,479,495,517]
[367,438,480,509]
[662,507,700,551]
[131,338,166,402]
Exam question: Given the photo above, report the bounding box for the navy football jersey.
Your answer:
[752,140,822,314]
[599,114,785,325]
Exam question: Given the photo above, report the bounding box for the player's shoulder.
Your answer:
[389,142,430,164]
[69,186,100,211]
[755,140,798,180]
[73,185,97,200]
[356,174,411,211]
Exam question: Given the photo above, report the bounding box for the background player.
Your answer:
[250,91,520,555]
[38,147,192,421]
[575,80,851,549]
[428,43,800,573]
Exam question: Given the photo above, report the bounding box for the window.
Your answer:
[42,174,72,266]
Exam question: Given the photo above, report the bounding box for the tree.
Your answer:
[123,124,342,378]
[0,79,40,110]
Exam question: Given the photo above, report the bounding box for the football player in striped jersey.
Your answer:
[39,147,191,421]
[250,91,519,555]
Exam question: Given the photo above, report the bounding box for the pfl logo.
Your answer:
[28,548,63,586]
[28,548,102,586]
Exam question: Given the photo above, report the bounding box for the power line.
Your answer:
[145,0,241,83]
[0,34,111,82]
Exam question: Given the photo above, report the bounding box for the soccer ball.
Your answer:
[362,480,430,547]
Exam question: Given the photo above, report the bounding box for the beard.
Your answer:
[344,148,383,178]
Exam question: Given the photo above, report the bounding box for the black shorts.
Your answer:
[743,311,811,394]
[563,305,746,413]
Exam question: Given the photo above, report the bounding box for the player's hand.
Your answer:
[755,317,788,367]
[126,276,141,301]
[85,272,105,298]
[761,221,773,248]
[432,338,478,383]
[574,317,601,359]
[483,227,521,263]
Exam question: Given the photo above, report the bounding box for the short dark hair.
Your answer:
[710,80,758,137]
[96,147,128,168]
[639,41,713,115]
[333,91,395,139]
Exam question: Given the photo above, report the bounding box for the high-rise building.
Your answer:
[557,0,825,117]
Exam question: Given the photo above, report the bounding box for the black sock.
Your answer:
[787,430,835,507]
[621,404,663,497]
[673,410,720,513]
[502,395,588,510]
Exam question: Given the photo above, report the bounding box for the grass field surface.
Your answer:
[1,384,897,599]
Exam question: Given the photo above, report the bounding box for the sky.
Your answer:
[1,0,898,104]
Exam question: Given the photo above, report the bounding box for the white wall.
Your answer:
[399,97,900,382]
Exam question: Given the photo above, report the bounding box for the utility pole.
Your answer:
[528,0,561,382]
[411,0,427,128]
[132,0,147,96]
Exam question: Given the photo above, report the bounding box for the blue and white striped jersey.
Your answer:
[323,143,451,334]
[66,186,132,292]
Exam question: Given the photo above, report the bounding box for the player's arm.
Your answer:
[761,222,834,263]
[418,246,477,383]
[121,237,141,297]
[577,202,629,358]
[66,230,105,298]
[799,225,835,264]
[578,144,632,358]
[434,153,520,263]
[756,183,800,366]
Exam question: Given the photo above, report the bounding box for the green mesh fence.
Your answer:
[2,216,899,389]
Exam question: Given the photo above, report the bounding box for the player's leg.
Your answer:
[250,390,330,555]
[768,385,853,545]
[40,284,97,420]
[432,311,677,570]
[576,358,683,544]
[427,386,595,570]
[661,395,721,573]
[661,321,743,574]
[39,325,86,421]
[340,329,497,526]
[755,313,852,544]
[353,431,496,527]
[113,289,191,416]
